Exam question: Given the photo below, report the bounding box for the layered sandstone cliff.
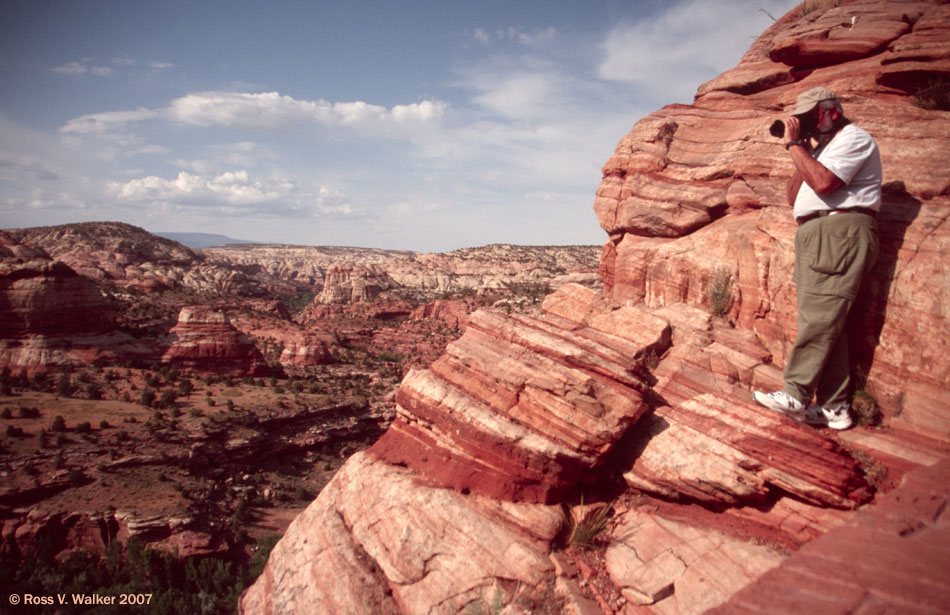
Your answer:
[242,2,950,614]
[0,231,144,370]
[596,0,950,436]
[162,307,270,376]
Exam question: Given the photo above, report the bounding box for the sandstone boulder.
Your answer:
[162,306,269,376]
[239,451,563,615]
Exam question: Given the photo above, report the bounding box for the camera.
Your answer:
[769,117,817,140]
[769,120,785,138]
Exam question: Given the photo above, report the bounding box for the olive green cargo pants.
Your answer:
[782,212,879,407]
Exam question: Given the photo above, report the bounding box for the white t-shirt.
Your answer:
[793,123,882,220]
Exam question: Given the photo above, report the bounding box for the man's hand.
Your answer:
[782,116,802,142]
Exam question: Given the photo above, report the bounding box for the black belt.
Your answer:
[796,208,877,225]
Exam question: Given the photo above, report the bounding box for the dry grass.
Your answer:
[708,267,734,317]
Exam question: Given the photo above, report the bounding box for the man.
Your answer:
[753,86,882,430]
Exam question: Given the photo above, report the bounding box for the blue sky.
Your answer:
[0,0,798,252]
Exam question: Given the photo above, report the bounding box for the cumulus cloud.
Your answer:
[598,0,796,102]
[62,91,447,137]
[106,168,362,221]
[110,170,287,208]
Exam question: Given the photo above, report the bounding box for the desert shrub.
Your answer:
[157,389,178,409]
[55,374,74,397]
[85,382,103,401]
[5,425,24,437]
[99,420,111,429]
[851,389,882,426]
[19,406,40,419]
[51,415,66,432]
[708,267,734,316]
[914,76,950,111]
[74,421,91,434]
[178,378,194,396]
[800,0,840,16]
[0,381,11,396]
[140,387,157,408]
[564,499,613,551]
[0,408,11,419]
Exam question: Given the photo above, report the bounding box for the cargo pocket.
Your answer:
[810,224,858,275]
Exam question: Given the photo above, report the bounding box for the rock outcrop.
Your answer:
[596,0,950,436]
[0,231,144,371]
[316,264,398,304]
[162,307,269,376]
[8,222,260,294]
[207,242,602,299]
[243,1,950,613]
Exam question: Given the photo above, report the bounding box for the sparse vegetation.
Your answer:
[914,76,950,112]
[564,499,614,551]
[799,0,840,16]
[707,267,734,316]
[851,388,882,427]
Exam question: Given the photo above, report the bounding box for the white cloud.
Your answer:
[62,91,448,138]
[110,170,288,208]
[52,59,115,77]
[61,108,163,134]
[471,26,557,46]
[315,186,362,217]
[598,0,797,102]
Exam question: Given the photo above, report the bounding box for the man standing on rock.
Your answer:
[753,86,881,430]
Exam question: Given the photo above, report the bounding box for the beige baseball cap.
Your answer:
[791,86,839,116]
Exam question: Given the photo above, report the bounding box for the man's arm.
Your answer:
[787,144,843,195]
[787,170,804,207]
[781,116,844,196]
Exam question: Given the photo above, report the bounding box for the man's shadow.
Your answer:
[849,180,922,402]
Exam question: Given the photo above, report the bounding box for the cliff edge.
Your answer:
[241,2,950,614]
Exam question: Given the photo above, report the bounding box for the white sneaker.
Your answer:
[803,403,853,430]
[752,390,805,416]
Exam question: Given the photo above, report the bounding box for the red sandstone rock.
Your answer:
[8,222,259,294]
[278,338,333,366]
[162,306,269,376]
[0,231,145,371]
[369,301,652,503]
[243,3,950,613]
[606,508,785,611]
[410,298,470,330]
[596,0,950,435]
[317,264,398,304]
[238,452,562,615]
